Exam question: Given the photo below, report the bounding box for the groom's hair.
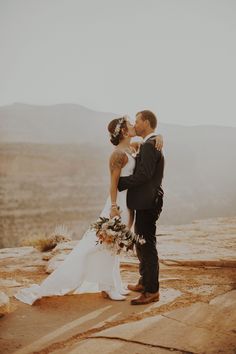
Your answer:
[137,110,157,129]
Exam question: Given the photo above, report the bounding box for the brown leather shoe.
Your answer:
[131,291,160,305]
[127,283,145,292]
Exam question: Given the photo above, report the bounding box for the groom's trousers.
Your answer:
[134,208,159,293]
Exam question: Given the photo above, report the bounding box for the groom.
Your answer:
[118,110,164,305]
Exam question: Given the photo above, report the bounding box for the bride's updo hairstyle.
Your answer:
[108,116,128,146]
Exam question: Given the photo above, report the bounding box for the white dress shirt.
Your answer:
[143,132,156,143]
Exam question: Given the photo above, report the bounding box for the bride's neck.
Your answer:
[118,137,131,149]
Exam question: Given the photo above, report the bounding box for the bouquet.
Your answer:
[90,216,146,255]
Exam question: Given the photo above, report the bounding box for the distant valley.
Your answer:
[0,103,235,247]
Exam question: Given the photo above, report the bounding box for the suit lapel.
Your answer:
[145,135,156,143]
[136,135,156,162]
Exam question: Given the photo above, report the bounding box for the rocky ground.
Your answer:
[0,216,236,354]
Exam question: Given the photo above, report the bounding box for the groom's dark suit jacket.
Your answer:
[118,136,164,210]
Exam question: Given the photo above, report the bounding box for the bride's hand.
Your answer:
[110,206,121,219]
[154,134,163,151]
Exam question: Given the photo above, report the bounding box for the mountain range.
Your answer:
[0,103,236,229]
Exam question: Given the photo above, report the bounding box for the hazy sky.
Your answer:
[0,0,236,126]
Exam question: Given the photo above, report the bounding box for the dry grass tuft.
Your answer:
[20,225,72,252]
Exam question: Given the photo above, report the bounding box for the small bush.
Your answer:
[20,225,72,252]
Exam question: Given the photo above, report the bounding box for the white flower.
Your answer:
[139,239,146,245]
[101,223,108,230]
[107,229,117,236]
[113,216,120,221]
[107,219,115,226]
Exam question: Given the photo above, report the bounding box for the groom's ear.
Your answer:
[143,119,150,128]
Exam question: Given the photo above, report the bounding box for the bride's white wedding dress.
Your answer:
[14,152,135,305]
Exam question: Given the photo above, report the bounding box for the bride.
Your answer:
[14,116,163,305]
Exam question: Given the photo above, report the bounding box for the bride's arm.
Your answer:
[154,134,163,151]
[109,150,128,218]
[130,135,163,152]
[130,142,140,152]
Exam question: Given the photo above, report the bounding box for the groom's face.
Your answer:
[135,113,146,136]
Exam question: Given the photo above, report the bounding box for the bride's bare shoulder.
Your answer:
[109,149,128,170]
